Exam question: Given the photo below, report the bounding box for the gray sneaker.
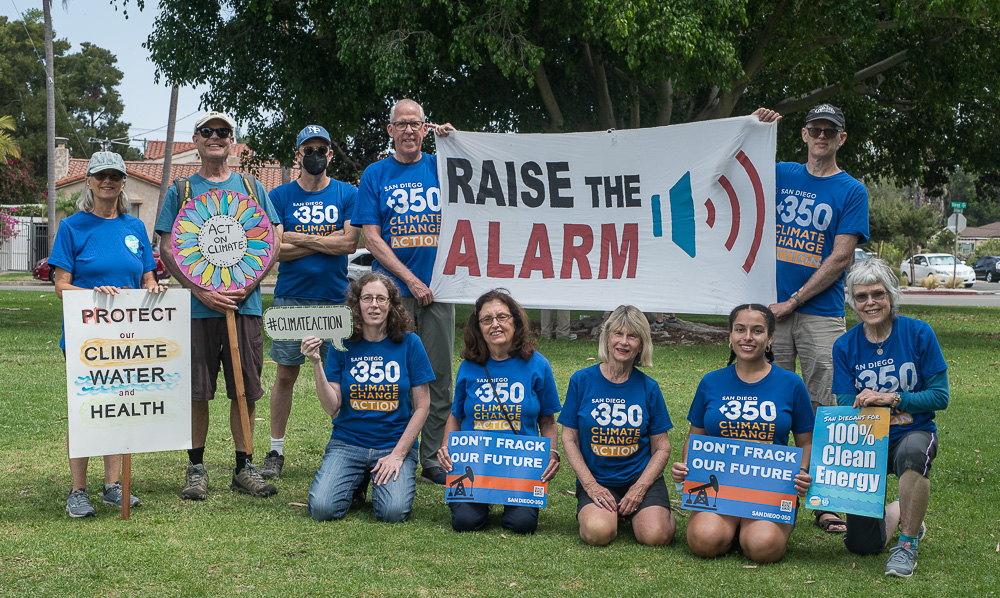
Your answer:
[181,462,209,500]
[102,482,141,508]
[260,450,284,480]
[885,540,918,578]
[66,488,96,518]
[231,462,277,497]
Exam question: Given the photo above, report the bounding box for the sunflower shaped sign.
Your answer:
[170,189,275,291]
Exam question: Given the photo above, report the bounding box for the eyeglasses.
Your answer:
[197,126,233,139]
[360,295,389,306]
[854,290,888,303]
[806,127,842,139]
[300,146,329,157]
[391,121,425,132]
[92,171,125,182]
[479,313,512,326]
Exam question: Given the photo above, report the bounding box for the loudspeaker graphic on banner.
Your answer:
[650,150,766,274]
[447,466,476,500]
[685,474,720,510]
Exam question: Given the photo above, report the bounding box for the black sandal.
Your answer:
[814,510,847,533]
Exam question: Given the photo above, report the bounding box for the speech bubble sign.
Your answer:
[170,189,275,291]
[262,305,353,351]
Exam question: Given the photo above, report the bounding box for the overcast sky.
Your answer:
[2,0,210,150]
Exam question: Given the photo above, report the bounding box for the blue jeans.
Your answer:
[308,437,418,523]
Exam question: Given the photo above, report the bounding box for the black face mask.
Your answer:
[302,153,328,176]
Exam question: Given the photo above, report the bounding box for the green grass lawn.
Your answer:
[1,291,997,596]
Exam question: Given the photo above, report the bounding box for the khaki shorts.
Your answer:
[191,315,264,402]
[771,312,845,406]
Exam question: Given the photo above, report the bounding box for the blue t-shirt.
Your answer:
[270,179,357,302]
[352,154,441,297]
[154,173,279,318]
[688,365,814,446]
[558,365,673,486]
[775,162,869,317]
[325,332,435,450]
[49,212,157,349]
[452,352,561,437]
[832,316,947,444]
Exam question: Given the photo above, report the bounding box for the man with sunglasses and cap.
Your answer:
[155,110,282,501]
[755,103,869,534]
[260,125,360,480]
[352,99,455,486]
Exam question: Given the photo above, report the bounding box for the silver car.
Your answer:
[900,253,975,288]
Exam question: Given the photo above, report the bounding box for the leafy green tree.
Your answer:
[0,115,19,159]
[119,0,1000,187]
[0,11,136,171]
[898,204,938,282]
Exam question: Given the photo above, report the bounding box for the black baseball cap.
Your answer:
[805,104,846,129]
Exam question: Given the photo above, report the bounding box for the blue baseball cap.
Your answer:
[86,152,127,176]
[296,125,331,149]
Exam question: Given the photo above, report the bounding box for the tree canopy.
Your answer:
[126,0,999,186]
[0,10,136,174]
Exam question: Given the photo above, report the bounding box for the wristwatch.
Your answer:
[890,392,901,408]
[790,291,802,304]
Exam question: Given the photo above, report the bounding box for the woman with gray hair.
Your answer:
[559,305,676,546]
[49,151,166,518]
[833,258,949,578]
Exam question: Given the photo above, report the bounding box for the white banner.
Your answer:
[431,116,777,314]
[64,289,191,458]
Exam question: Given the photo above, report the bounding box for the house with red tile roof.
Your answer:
[54,138,300,239]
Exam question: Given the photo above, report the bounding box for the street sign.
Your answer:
[951,202,967,209]
[947,213,967,233]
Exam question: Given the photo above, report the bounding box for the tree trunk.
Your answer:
[154,84,180,244]
[44,0,56,251]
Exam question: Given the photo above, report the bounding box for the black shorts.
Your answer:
[190,315,264,402]
[844,430,938,555]
[575,475,671,520]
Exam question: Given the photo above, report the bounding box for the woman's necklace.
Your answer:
[867,325,891,355]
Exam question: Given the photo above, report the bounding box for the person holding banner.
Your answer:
[560,305,676,547]
[352,99,456,487]
[50,151,165,517]
[304,273,433,523]
[155,111,282,500]
[437,289,561,534]
[671,304,813,563]
[833,258,949,578]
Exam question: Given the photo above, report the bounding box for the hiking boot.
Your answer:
[181,462,209,500]
[885,540,918,578]
[66,488,96,518]
[260,450,284,480]
[419,466,447,486]
[651,320,665,330]
[231,462,277,497]
[102,482,141,508]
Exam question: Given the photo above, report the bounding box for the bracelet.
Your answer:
[550,449,561,461]
[800,467,809,473]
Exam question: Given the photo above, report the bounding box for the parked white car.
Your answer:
[347,248,373,281]
[900,253,975,288]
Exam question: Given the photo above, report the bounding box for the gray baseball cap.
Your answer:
[86,152,127,176]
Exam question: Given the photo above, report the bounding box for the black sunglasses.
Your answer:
[805,127,842,139]
[300,146,329,157]
[92,171,125,182]
[197,126,233,139]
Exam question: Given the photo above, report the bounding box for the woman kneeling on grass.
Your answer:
[671,304,813,563]
[560,305,676,546]
[437,289,561,534]
[303,273,433,523]
[833,258,948,578]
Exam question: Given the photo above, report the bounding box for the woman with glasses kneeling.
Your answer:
[561,305,676,546]
[671,304,813,563]
[437,289,561,534]
[303,272,433,523]
[833,259,948,578]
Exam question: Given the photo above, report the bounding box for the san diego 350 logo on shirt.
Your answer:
[589,397,643,457]
[292,200,340,233]
[348,356,401,411]
[384,182,441,249]
[717,395,778,442]
[472,378,524,432]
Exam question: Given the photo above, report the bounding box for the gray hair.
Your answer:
[845,258,901,317]
[389,99,425,122]
[597,305,653,368]
[79,179,131,216]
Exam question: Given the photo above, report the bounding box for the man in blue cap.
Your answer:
[260,125,360,479]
